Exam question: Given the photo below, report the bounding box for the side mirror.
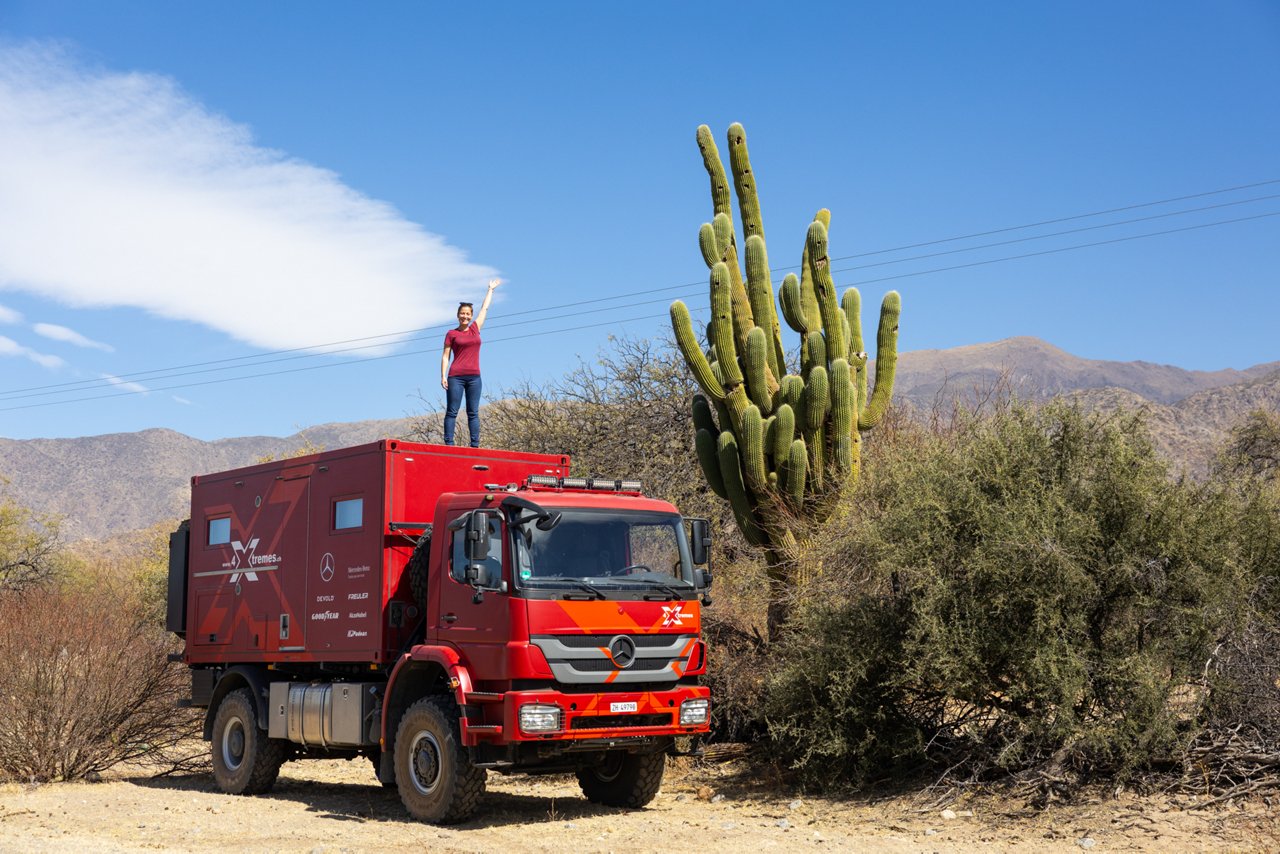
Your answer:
[689,518,711,568]
[465,511,491,562]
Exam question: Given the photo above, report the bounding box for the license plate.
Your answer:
[610,701,638,713]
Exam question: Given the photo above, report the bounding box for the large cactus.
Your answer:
[671,123,900,593]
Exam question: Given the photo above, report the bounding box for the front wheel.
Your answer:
[394,695,486,823]
[576,750,665,807]
[210,687,287,795]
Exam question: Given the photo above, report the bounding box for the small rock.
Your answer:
[941,809,958,820]
[564,822,576,829]
[675,793,687,802]
[776,819,791,829]
[85,771,102,783]
[721,822,737,830]
[711,793,725,804]
[788,799,803,811]
[957,809,974,817]
[925,828,938,836]
[696,785,714,801]
[1077,838,1097,849]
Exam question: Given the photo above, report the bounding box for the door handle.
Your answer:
[442,613,458,624]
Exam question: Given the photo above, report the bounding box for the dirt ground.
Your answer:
[2,755,1278,853]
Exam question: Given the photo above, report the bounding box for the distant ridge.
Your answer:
[1,338,1276,541]
[894,336,1280,407]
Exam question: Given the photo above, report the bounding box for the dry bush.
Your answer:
[0,579,200,782]
[0,482,64,592]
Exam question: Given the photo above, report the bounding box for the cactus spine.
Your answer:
[671,123,902,586]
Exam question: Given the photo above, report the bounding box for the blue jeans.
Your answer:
[444,374,482,447]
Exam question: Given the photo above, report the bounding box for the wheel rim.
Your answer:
[221,713,246,772]
[593,752,625,783]
[409,731,444,795]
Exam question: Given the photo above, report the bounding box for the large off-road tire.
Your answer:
[394,695,486,823]
[576,750,665,808]
[210,687,287,795]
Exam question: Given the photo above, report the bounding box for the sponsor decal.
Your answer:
[348,592,369,600]
[311,610,340,621]
[347,611,367,619]
[662,604,691,628]
[226,538,281,583]
[346,629,368,638]
[319,552,335,583]
[315,594,334,603]
[347,564,371,578]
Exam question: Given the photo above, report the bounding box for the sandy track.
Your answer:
[1,757,1277,852]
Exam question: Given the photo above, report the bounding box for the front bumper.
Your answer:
[460,684,711,744]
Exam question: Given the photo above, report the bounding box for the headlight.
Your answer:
[519,703,562,733]
[679,698,710,726]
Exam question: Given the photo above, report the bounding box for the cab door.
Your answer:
[432,506,512,679]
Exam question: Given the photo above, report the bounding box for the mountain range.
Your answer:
[1,337,1275,541]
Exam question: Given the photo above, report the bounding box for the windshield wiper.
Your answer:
[615,578,687,600]
[533,577,606,600]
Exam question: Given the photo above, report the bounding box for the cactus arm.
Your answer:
[740,405,768,491]
[772,403,796,467]
[744,235,785,380]
[709,263,743,388]
[695,428,727,498]
[718,431,767,545]
[799,209,830,332]
[775,374,804,415]
[830,358,854,439]
[743,326,776,412]
[707,212,757,357]
[696,125,733,219]
[671,301,726,401]
[698,223,719,268]
[726,123,764,241]
[843,288,869,409]
[784,438,807,510]
[801,331,826,382]
[778,273,809,335]
[858,290,901,430]
[692,394,719,436]
[806,221,847,364]
[802,365,829,485]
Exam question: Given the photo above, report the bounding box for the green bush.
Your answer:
[763,402,1256,785]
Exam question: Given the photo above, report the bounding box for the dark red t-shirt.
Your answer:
[445,325,482,376]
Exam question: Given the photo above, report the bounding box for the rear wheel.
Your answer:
[576,750,665,808]
[210,687,287,795]
[394,695,485,823]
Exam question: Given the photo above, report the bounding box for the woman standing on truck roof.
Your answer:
[441,278,500,447]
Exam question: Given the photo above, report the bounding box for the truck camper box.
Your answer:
[172,440,569,665]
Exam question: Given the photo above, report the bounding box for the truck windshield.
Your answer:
[512,509,695,595]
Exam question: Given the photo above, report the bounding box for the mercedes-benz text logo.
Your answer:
[320,552,335,582]
[608,635,636,669]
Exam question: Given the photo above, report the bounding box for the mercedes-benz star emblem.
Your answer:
[320,552,335,582]
[608,635,636,669]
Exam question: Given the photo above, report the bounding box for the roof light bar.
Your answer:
[561,477,589,489]
[617,480,642,492]
[526,475,559,487]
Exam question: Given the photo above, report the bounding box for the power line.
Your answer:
[5,177,1274,399]
[3,182,1277,407]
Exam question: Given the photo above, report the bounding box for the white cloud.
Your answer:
[172,395,192,405]
[0,43,493,350]
[100,373,149,394]
[33,322,113,351]
[0,334,65,369]
[0,303,20,324]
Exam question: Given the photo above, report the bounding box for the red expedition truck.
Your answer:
[166,440,713,823]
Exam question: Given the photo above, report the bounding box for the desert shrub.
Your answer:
[763,402,1254,785]
[0,577,199,782]
[0,481,65,591]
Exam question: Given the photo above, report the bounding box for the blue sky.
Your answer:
[0,1,1276,441]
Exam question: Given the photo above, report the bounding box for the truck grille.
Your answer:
[530,633,697,686]
[570,713,671,730]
